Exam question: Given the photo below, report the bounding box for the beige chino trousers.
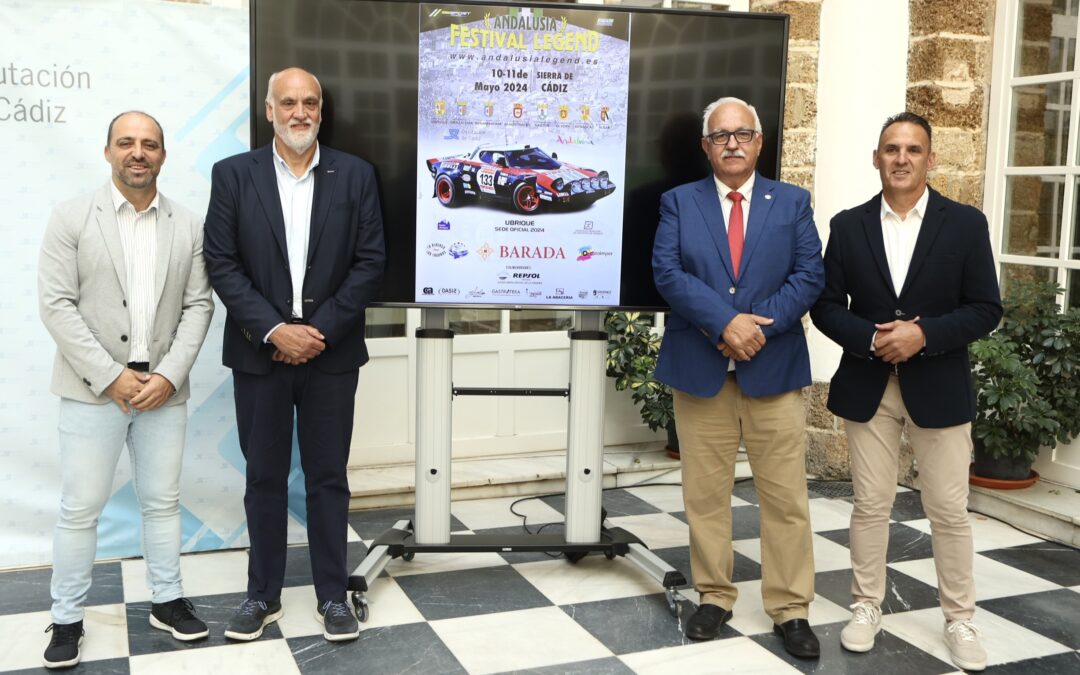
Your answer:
[844,375,976,621]
[674,375,815,624]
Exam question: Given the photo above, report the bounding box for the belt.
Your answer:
[127,361,150,372]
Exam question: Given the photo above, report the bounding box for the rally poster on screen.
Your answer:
[415,3,630,306]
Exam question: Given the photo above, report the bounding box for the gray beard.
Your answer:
[274,119,319,154]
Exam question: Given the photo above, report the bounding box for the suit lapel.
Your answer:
[691,177,736,281]
[898,188,946,300]
[94,184,129,299]
[860,194,896,299]
[250,146,290,265]
[307,150,337,264]
[740,173,775,275]
[153,197,175,309]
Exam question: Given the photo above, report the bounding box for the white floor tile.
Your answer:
[619,636,800,674]
[807,497,854,532]
[889,552,1060,599]
[346,524,362,543]
[623,484,685,512]
[431,606,612,674]
[513,554,662,605]
[732,533,851,573]
[450,495,563,531]
[884,606,1072,667]
[121,549,249,602]
[0,604,128,671]
[385,550,508,577]
[724,580,851,636]
[902,514,1043,551]
[129,638,301,675]
[606,513,689,550]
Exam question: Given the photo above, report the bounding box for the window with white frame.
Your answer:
[988,0,1080,307]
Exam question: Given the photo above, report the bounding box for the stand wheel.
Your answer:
[565,551,588,564]
[402,551,415,562]
[664,588,679,617]
[604,550,616,560]
[351,592,370,623]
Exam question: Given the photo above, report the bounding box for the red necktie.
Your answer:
[728,191,745,278]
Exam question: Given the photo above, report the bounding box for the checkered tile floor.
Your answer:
[2,481,1079,674]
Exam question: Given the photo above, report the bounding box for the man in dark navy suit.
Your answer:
[811,112,1001,671]
[204,67,385,643]
[652,97,824,658]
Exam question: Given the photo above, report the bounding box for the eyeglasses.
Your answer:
[705,129,758,145]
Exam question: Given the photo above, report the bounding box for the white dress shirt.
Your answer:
[110,182,158,363]
[713,173,755,371]
[264,142,320,343]
[880,187,929,295]
[713,172,755,239]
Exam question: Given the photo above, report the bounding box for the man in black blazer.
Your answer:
[204,67,385,642]
[811,112,1000,672]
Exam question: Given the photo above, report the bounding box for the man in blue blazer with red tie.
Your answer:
[203,67,385,643]
[652,97,825,658]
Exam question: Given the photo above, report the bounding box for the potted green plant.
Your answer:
[604,311,677,457]
[970,279,1080,486]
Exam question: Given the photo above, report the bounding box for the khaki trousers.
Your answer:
[845,375,975,621]
[674,375,814,624]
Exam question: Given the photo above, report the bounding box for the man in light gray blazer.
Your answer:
[37,111,215,669]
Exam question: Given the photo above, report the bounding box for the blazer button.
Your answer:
[83,378,91,386]
[121,335,128,342]
[122,300,127,307]
[729,287,736,295]
[894,310,903,317]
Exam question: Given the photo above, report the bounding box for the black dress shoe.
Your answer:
[773,618,820,658]
[685,604,733,640]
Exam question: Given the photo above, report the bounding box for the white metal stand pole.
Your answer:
[564,311,607,543]
[414,307,453,545]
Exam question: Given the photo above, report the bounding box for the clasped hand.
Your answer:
[104,368,175,413]
[270,323,325,365]
[718,313,774,361]
[873,317,925,365]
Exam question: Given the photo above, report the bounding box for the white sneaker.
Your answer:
[944,619,987,671]
[840,601,882,652]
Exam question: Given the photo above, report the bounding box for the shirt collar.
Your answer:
[881,186,929,222]
[110,181,159,215]
[714,172,755,203]
[272,140,321,180]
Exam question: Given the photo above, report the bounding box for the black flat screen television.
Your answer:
[251,0,788,310]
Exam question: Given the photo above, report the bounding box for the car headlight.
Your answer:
[590,177,600,189]
[552,177,564,191]
[598,171,609,188]
[571,181,583,194]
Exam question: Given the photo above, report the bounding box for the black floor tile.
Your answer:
[653,545,762,586]
[7,656,131,675]
[982,650,1080,674]
[496,656,635,674]
[732,479,759,505]
[541,488,662,519]
[562,594,722,655]
[980,542,1080,587]
[394,565,552,621]
[814,567,940,615]
[289,622,466,675]
[818,523,935,564]
[749,620,956,674]
[284,540,370,589]
[126,591,283,656]
[667,505,759,541]
[979,589,1080,650]
[347,506,467,542]
[889,491,927,522]
[0,562,124,617]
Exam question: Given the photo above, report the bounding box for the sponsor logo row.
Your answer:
[426,243,613,260]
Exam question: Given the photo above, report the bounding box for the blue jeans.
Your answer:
[51,399,187,624]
